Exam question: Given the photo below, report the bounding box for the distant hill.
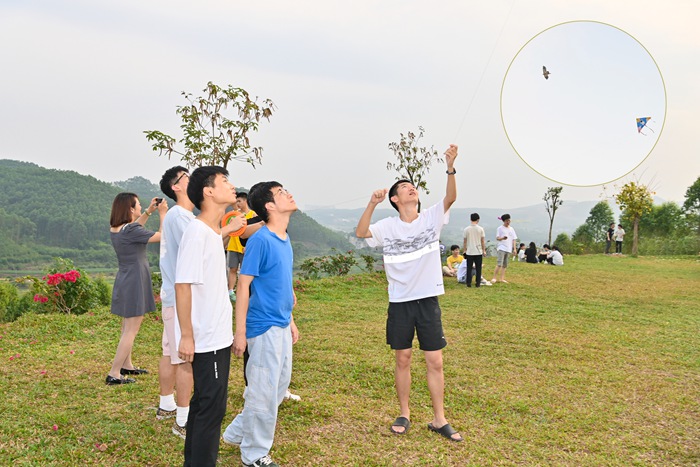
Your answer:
[0,160,351,270]
[306,200,623,246]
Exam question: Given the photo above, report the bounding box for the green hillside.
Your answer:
[0,160,352,270]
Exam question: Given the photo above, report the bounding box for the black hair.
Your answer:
[159,166,189,202]
[187,166,229,211]
[388,179,413,212]
[542,244,550,249]
[501,213,511,221]
[470,212,480,221]
[248,181,282,223]
[529,242,536,248]
[450,244,459,251]
[236,192,248,200]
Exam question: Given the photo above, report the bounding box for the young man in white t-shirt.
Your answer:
[356,144,463,443]
[492,214,517,284]
[175,166,238,467]
[462,212,486,287]
[157,166,247,440]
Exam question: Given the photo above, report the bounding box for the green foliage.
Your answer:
[627,201,690,238]
[0,281,19,322]
[636,235,700,255]
[359,253,379,272]
[298,249,359,280]
[92,276,112,307]
[553,232,572,253]
[683,176,700,234]
[386,126,442,203]
[543,186,564,245]
[18,258,102,315]
[614,181,655,255]
[144,81,276,169]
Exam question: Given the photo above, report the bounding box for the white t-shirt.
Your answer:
[518,248,525,261]
[366,202,449,303]
[175,219,233,353]
[160,205,195,308]
[496,225,517,253]
[463,224,485,256]
[548,250,564,266]
[615,228,625,241]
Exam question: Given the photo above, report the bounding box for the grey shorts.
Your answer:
[227,251,244,269]
[497,250,510,267]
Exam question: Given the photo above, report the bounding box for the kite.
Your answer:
[636,117,655,136]
[542,66,551,80]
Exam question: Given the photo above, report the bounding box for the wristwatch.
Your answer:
[446,168,456,175]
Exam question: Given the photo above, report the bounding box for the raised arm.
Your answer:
[355,189,388,238]
[443,144,458,212]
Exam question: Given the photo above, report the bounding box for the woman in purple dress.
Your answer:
[106,192,167,385]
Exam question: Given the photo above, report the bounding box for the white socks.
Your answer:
[176,406,189,428]
[160,394,176,411]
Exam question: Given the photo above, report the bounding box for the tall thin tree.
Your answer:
[544,186,564,246]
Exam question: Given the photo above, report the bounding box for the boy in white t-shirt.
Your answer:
[175,166,238,467]
[491,214,517,284]
[356,144,463,443]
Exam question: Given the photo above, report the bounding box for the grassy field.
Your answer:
[0,255,698,466]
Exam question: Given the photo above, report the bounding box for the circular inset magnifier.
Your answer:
[501,21,666,186]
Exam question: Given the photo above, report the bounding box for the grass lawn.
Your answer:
[0,255,698,466]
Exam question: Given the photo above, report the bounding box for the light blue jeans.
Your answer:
[223,325,292,464]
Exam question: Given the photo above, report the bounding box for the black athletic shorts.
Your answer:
[386,296,447,351]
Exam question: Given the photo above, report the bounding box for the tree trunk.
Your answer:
[632,217,639,255]
[548,222,553,246]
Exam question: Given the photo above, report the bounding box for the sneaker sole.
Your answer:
[172,425,186,440]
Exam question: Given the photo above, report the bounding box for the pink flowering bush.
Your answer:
[20,258,108,315]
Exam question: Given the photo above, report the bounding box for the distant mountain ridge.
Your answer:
[0,159,352,269]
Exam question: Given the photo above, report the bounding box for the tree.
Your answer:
[144,81,275,169]
[614,181,654,255]
[576,201,615,244]
[629,202,688,238]
[386,126,442,211]
[543,186,564,246]
[682,176,700,234]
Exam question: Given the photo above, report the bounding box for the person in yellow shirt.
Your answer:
[227,192,258,301]
[442,244,463,277]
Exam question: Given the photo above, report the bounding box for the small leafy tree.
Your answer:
[572,201,615,250]
[614,181,654,255]
[682,176,700,234]
[144,81,275,169]
[544,186,564,246]
[386,126,442,212]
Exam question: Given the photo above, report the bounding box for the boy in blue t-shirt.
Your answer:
[223,181,299,467]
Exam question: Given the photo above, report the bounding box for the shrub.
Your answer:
[299,249,359,280]
[0,281,20,322]
[18,258,102,315]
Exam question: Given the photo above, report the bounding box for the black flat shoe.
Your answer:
[120,367,149,375]
[106,375,136,385]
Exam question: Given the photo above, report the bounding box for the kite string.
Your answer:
[452,0,516,142]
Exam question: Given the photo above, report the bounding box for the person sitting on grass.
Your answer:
[538,244,550,264]
[546,245,564,266]
[442,244,462,277]
[524,242,539,264]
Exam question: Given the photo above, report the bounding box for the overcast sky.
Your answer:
[1,0,698,211]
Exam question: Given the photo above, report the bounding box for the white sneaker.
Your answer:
[283,389,301,401]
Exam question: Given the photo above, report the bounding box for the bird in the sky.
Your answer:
[542,66,551,80]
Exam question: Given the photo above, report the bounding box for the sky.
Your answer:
[1,0,698,211]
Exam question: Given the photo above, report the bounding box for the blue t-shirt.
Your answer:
[240,225,294,339]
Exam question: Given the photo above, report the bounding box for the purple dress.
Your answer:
[110,223,156,318]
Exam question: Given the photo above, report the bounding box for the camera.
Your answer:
[155,198,163,205]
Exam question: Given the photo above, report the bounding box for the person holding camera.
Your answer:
[106,193,168,385]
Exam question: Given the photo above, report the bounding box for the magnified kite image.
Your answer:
[636,117,655,135]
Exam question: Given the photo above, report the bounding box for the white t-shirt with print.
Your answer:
[175,219,233,353]
[366,202,449,303]
[496,225,517,253]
